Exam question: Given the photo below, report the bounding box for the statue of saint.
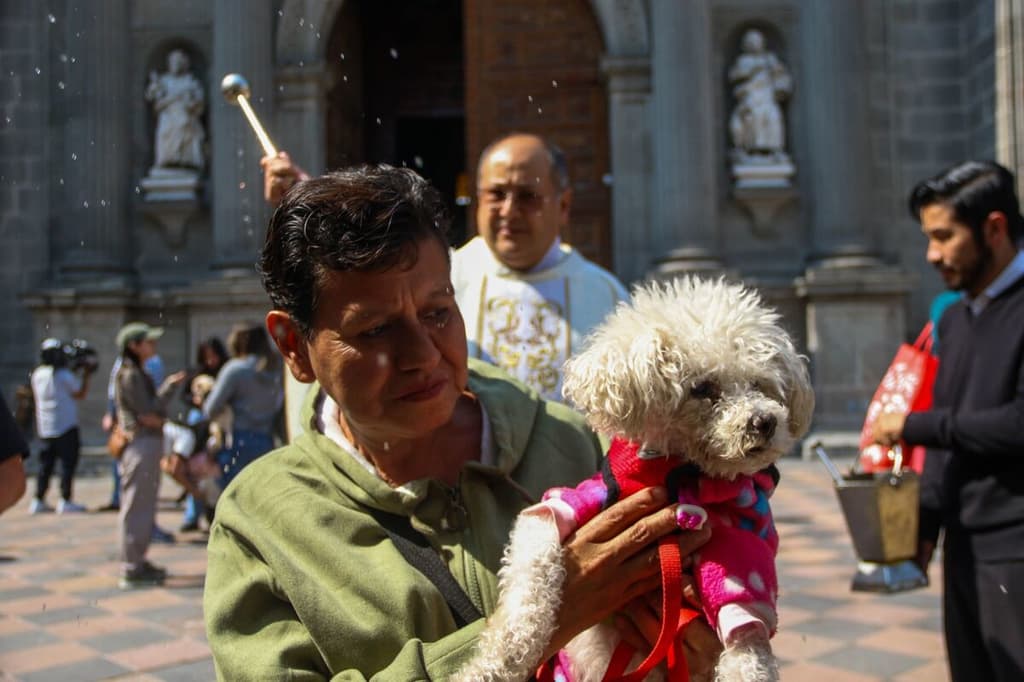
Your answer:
[146,49,206,171]
[728,30,792,162]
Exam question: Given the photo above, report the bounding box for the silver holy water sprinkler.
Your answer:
[220,73,278,157]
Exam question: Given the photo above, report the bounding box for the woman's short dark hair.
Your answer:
[260,165,451,338]
[908,160,1024,242]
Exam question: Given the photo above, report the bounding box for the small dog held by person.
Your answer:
[456,277,815,682]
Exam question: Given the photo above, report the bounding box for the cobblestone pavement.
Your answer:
[0,457,949,681]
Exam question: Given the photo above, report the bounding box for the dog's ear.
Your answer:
[564,326,678,441]
[774,343,815,437]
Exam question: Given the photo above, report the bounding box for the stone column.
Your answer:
[274,65,330,178]
[602,56,651,285]
[800,0,877,265]
[996,0,1024,198]
[59,0,130,281]
[648,0,723,277]
[211,0,275,273]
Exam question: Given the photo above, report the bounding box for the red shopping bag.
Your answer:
[859,323,938,473]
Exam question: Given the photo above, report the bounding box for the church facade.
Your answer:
[1,0,1020,448]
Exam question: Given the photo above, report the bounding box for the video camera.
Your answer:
[39,338,100,373]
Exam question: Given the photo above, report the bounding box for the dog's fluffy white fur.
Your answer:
[454,277,814,682]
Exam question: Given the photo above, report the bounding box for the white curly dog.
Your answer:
[455,277,815,682]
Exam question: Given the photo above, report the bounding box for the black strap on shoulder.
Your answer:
[368,508,483,628]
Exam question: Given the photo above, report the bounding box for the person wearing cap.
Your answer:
[112,322,187,589]
[28,337,94,514]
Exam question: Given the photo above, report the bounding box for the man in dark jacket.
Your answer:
[873,160,1024,682]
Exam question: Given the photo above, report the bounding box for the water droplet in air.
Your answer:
[59,54,68,63]
[389,48,399,59]
[552,80,558,88]
[342,75,348,82]
[528,95,533,102]
[99,199,106,207]
[48,14,56,23]
[57,81,65,90]
[83,201,89,208]
[375,117,381,125]
[413,156,424,168]
[70,153,77,161]
[239,181,246,190]
[339,52,346,61]
[34,67,41,75]
[298,18,305,26]
[537,107,543,114]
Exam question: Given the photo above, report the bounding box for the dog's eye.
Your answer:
[691,380,719,400]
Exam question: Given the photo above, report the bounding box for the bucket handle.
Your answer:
[887,444,905,486]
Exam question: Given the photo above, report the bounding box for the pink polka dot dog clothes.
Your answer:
[542,437,780,644]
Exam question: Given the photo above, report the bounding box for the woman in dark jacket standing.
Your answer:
[113,322,185,589]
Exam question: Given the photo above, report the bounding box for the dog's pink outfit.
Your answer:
[538,437,779,645]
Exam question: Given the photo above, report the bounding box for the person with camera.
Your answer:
[28,338,95,514]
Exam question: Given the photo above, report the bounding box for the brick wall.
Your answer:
[0,2,50,398]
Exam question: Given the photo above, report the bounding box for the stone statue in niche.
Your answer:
[726,29,797,233]
[146,49,206,171]
[727,29,795,190]
[139,48,204,247]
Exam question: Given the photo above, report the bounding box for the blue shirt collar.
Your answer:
[965,250,1024,315]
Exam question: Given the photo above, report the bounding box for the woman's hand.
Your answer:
[544,487,711,658]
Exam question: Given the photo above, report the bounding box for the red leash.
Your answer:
[604,536,699,681]
[537,536,701,682]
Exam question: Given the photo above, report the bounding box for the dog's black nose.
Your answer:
[750,413,777,439]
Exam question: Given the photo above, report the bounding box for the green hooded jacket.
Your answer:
[203,359,603,680]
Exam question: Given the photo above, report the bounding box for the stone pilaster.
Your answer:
[997,0,1024,198]
[274,64,330,178]
[795,265,916,455]
[58,0,131,281]
[648,0,723,278]
[602,55,651,285]
[211,0,274,273]
[800,0,878,266]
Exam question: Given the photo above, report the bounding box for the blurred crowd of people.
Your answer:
[6,320,283,590]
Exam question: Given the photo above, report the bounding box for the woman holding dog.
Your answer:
[203,166,718,680]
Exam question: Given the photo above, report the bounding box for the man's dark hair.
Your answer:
[260,165,451,338]
[908,160,1024,242]
[476,132,570,191]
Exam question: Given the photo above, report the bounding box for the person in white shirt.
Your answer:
[453,132,629,402]
[29,338,92,514]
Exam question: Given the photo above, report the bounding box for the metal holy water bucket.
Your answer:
[814,442,928,592]
[835,467,919,563]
